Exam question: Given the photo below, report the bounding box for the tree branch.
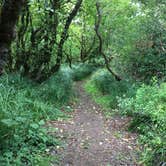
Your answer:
[51,0,83,73]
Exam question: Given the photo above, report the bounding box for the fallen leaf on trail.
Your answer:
[122,138,130,142]
[45,149,49,152]
[56,146,60,149]
[128,146,133,150]
[99,142,103,145]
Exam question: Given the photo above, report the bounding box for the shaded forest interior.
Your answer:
[0,0,166,165]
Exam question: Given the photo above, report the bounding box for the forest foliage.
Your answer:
[0,0,166,165]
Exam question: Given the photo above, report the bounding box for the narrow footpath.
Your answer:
[50,82,140,166]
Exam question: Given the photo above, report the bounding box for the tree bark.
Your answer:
[0,0,25,75]
[51,0,83,73]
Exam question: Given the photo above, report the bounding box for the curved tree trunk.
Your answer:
[0,0,25,75]
[95,2,122,81]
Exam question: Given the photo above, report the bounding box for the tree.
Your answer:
[8,0,83,82]
[0,0,25,75]
[95,2,122,81]
[50,0,83,74]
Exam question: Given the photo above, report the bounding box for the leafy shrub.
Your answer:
[0,72,73,165]
[88,69,137,109]
[121,16,166,83]
[118,82,166,165]
[72,63,97,81]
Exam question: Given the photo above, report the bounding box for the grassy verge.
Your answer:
[118,82,166,165]
[84,69,136,116]
[84,79,111,109]
[0,68,74,165]
[71,63,98,81]
[84,69,166,165]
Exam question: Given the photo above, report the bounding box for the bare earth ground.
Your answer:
[49,82,140,166]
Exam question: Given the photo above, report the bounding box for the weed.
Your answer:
[118,82,166,165]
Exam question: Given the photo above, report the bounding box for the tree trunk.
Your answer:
[0,0,25,75]
[95,2,122,81]
[51,0,83,74]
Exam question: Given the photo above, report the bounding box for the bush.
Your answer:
[88,69,137,109]
[40,68,74,104]
[72,63,97,81]
[0,72,74,165]
[118,82,166,165]
[121,17,166,83]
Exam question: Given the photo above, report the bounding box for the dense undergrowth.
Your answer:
[0,0,165,165]
[0,63,165,165]
[0,69,74,165]
[85,69,138,110]
[118,82,166,165]
[0,64,96,165]
[85,69,166,165]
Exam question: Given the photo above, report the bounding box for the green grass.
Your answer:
[85,69,137,111]
[72,63,98,81]
[85,69,166,165]
[0,69,74,165]
[85,80,111,110]
[118,82,166,165]
[1,66,165,165]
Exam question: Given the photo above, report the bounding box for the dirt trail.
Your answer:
[50,82,140,166]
